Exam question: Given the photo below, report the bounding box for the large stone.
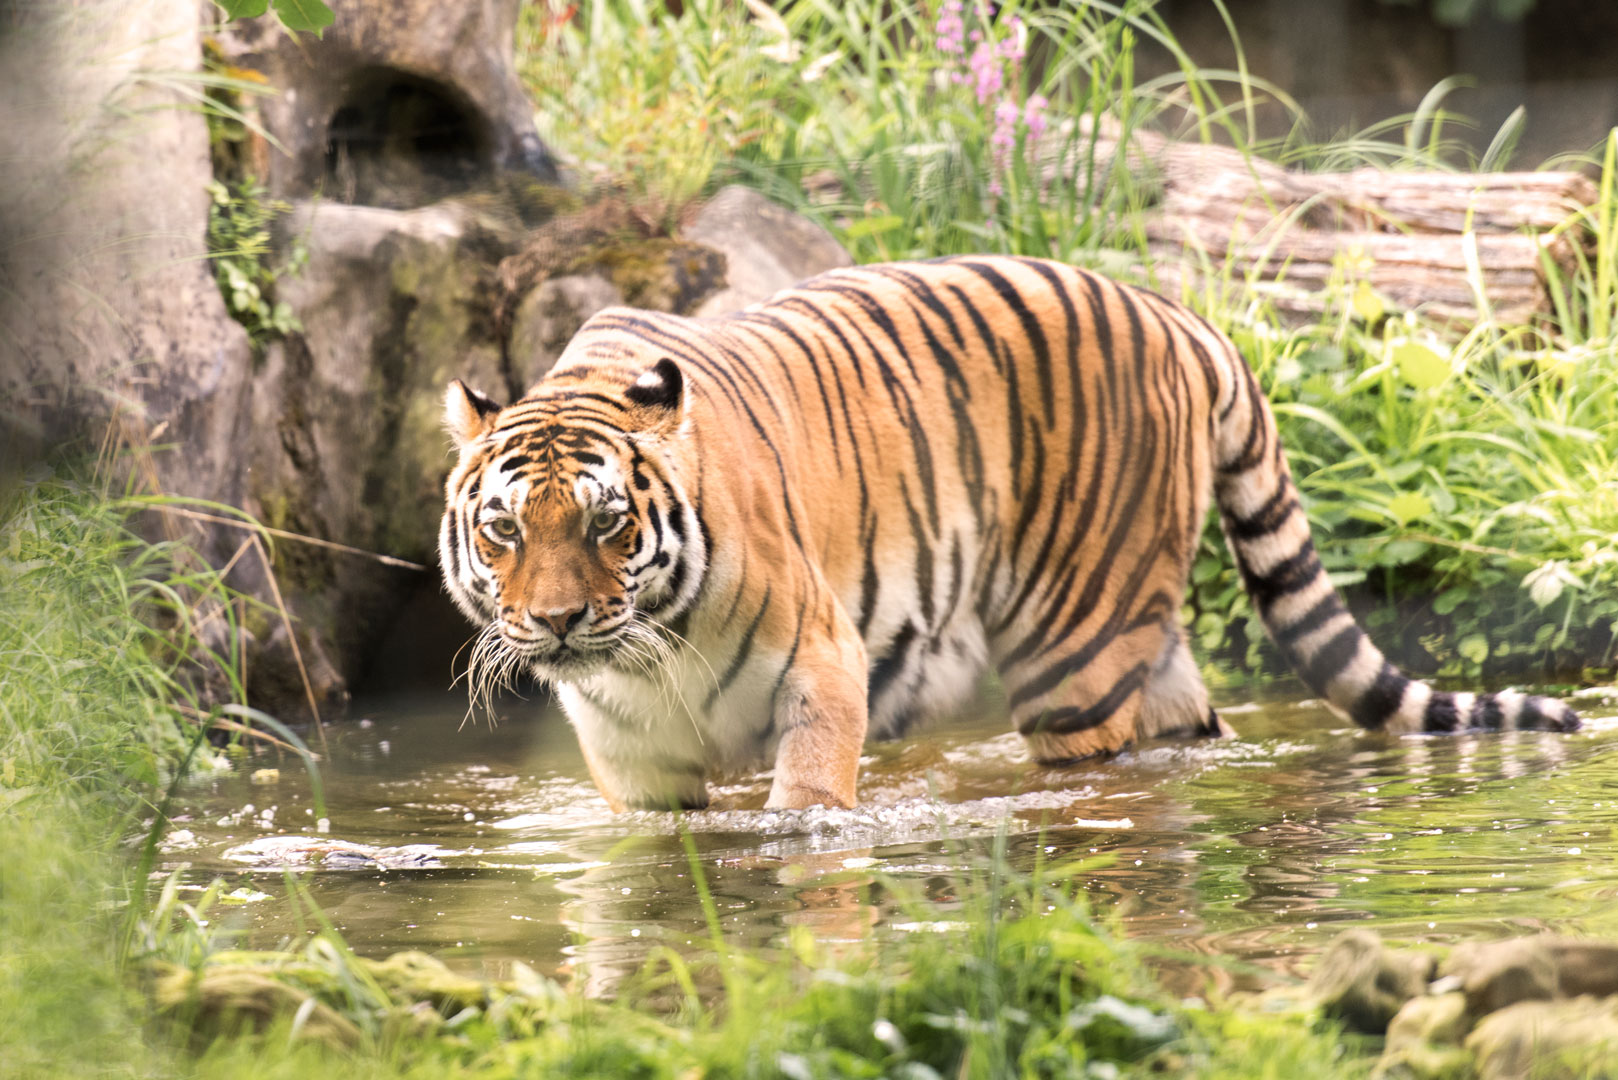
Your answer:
[1372,993,1474,1080]
[683,185,854,317]
[506,273,625,391]
[1305,930,1436,1035]
[1465,996,1618,1080]
[1442,938,1560,1018]
[213,0,557,208]
[1440,936,1618,1019]
[235,197,522,706]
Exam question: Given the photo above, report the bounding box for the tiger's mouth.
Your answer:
[465,611,675,720]
[494,634,618,681]
[526,644,615,681]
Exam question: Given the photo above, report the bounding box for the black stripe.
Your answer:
[1272,593,1344,651]
[900,476,935,628]
[1350,663,1408,730]
[1239,539,1325,612]
[958,259,1055,427]
[1018,663,1148,736]
[1225,482,1298,541]
[1424,692,1461,732]
[868,621,919,708]
[1298,625,1362,694]
[704,587,771,711]
[855,513,881,637]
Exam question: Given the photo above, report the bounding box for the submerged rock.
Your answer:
[222,835,459,870]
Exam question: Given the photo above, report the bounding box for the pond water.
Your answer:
[162,684,1618,998]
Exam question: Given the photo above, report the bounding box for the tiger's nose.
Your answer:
[534,605,587,638]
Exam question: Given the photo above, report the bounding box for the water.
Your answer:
[161,685,1618,997]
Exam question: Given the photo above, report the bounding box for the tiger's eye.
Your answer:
[592,509,620,532]
[491,517,520,539]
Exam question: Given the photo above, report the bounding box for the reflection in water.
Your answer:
[166,687,1618,997]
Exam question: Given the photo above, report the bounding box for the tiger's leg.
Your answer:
[1137,625,1234,740]
[766,631,869,810]
[1002,620,1171,764]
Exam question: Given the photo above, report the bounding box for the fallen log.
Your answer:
[1059,120,1597,326]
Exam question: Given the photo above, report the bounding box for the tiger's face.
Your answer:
[439,359,702,685]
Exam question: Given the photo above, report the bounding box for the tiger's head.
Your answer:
[438,357,704,688]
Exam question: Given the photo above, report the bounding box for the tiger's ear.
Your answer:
[624,358,684,433]
[444,379,502,451]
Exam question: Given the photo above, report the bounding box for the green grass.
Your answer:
[0,464,204,1077]
[519,0,1618,684]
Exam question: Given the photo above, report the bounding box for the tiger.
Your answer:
[439,255,1579,812]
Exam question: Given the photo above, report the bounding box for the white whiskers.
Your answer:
[620,614,716,745]
[453,623,528,729]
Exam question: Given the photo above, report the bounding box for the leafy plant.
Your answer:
[206,177,306,345]
[211,0,335,36]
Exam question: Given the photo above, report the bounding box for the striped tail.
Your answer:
[1212,357,1579,735]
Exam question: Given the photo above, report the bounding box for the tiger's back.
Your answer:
[440,255,1577,811]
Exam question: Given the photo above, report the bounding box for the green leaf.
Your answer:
[843,214,903,239]
[1299,345,1346,372]
[214,0,269,19]
[270,0,334,35]
[1351,281,1384,323]
[1433,588,1471,616]
[1393,339,1450,390]
[1523,560,1581,609]
[1457,634,1490,665]
[1387,490,1433,526]
[1375,539,1429,566]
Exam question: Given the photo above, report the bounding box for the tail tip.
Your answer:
[1522,695,1580,733]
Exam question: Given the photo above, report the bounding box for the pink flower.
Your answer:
[969,42,1002,106]
[992,99,1020,148]
[1024,94,1048,141]
[997,16,1024,61]
[934,0,965,55]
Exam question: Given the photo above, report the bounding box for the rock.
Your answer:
[1465,996,1618,1080]
[1372,993,1474,1080]
[236,197,520,709]
[149,963,361,1050]
[682,185,854,316]
[1540,939,1618,1000]
[507,273,625,389]
[1445,939,1559,1017]
[1387,992,1472,1048]
[213,0,557,208]
[1306,930,1436,1034]
[1442,938,1562,1017]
